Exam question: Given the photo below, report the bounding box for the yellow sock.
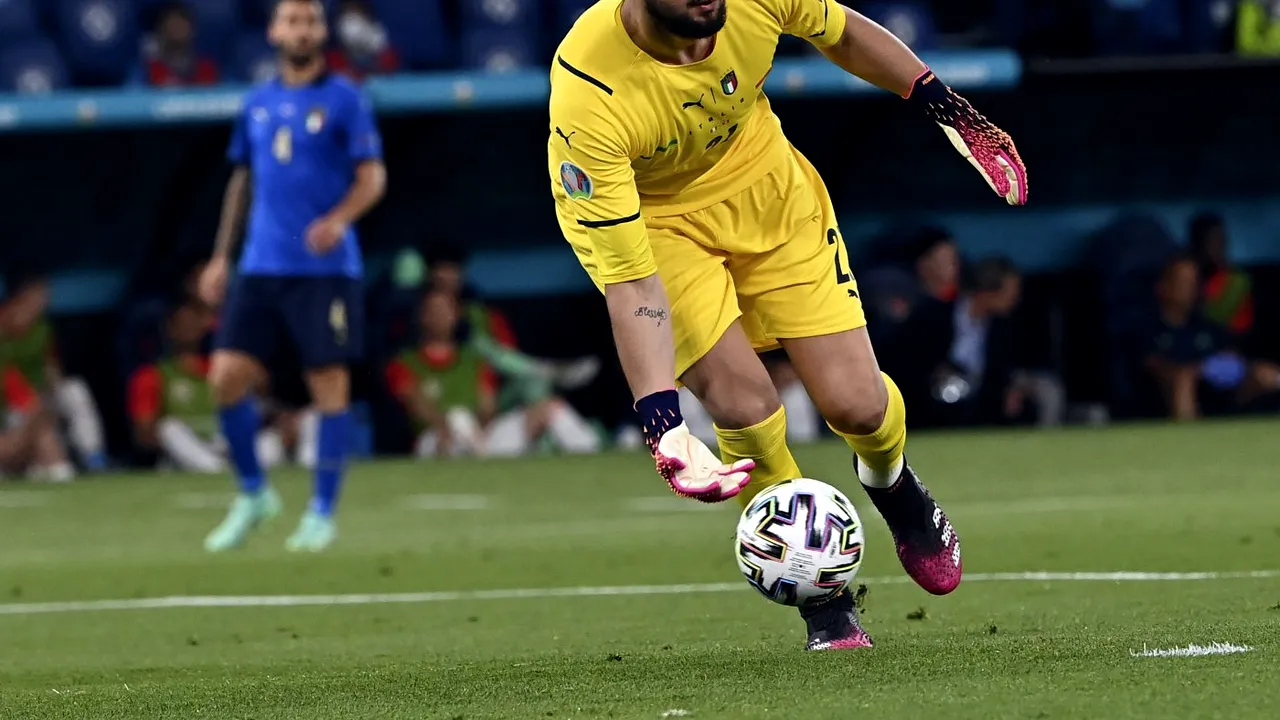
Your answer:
[828,372,907,486]
[716,405,804,508]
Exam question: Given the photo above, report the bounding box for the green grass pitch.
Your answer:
[2,420,1279,719]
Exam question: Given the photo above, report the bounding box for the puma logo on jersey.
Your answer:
[681,94,705,110]
[555,126,576,149]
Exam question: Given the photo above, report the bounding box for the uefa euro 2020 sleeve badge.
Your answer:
[559,161,593,201]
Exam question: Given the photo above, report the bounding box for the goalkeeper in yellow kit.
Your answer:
[548,0,1027,650]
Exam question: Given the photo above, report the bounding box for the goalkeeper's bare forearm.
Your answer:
[604,273,752,502]
[820,4,1029,205]
[604,273,677,402]
[819,6,926,97]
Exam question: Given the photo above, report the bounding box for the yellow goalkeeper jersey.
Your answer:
[548,0,847,283]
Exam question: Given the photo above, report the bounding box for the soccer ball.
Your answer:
[735,478,865,607]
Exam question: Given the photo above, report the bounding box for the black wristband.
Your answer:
[906,69,949,104]
[635,389,682,452]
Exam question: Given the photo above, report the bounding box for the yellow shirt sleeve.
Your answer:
[549,80,657,286]
[773,0,847,48]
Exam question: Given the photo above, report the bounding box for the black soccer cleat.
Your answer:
[859,460,962,595]
[800,589,873,651]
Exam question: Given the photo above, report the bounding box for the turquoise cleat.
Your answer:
[285,511,336,553]
[203,488,282,552]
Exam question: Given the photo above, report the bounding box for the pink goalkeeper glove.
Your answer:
[637,390,754,503]
[908,70,1028,206]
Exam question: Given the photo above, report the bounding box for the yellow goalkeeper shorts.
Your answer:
[591,145,867,378]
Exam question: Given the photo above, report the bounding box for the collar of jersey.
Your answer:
[272,69,334,90]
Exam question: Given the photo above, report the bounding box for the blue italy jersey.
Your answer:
[228,73,382,278]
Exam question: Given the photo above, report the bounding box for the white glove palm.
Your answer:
[909,71,1028,206]
[652,422,754,503]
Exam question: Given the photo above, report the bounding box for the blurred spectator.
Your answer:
[133,2,220,88]
[1236,0,1280,56]
[425,244,516,346]
[862,227,958,328]
[913,227,961,303]
[859,227,961,361]
[423,244,601,405]
[1188,213,1254,337]
[386,288,600,458]
[326,0,400,81]
[0,279,108,471]
[894,256,1044,427]
[127,302,290,472]
[0,367,72,483]
[1139,254,1280,420]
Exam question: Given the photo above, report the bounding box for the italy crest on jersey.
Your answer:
[306,107,327,133]
[721,70,738,96]
[560,161,593,200]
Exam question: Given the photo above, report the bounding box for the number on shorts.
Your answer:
[827,228,852,285]
[329,298,348,346]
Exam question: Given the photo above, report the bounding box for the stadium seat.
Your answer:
[240,0,267,26]
[55,0,140,84]
[459,0,541,69]
[232,30,276,82]
[0,0,38,39]
[180,0,241,59]
[135,0,242,61]
[551,0,591,37]
[244,0,335,22]
[459,0,540,30]
[461,29,538,72]
[0,37,70,92]
[1090,0,1185,55]
[371,0,449,69]
[989,0,1024,45]
[1182,0,1232,53]
[859,2,938,51]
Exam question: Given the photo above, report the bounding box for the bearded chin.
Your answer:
[645,0,727,39]
[284,49,319,68]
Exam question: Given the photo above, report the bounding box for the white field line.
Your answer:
[0,570,1277,617]
[0,492,53,508]
[949,496,1148,516]
[403,494,492,511]
[1130,642,1255,658]
[624,497,720,513]
[172,493,231,510]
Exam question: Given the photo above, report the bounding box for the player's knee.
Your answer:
[706,384,782,430]
[306,367,350,413]
[525,398,556,426]
[827,402,886,437]
[209,354,257,406]
[823,383,889,437]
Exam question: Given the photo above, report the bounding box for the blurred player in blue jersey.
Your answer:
[197,0,386,553]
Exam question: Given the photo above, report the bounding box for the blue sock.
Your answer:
[219,399,264,494]
[312,410,351,517]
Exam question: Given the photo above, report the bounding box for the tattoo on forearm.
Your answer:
[635,306,667,327]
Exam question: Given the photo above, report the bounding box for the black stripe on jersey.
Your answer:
[557,56,613,96]
[578,212,640,228]
[808,0,830,38]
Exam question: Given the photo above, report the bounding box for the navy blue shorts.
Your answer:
[215,275,364,369]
